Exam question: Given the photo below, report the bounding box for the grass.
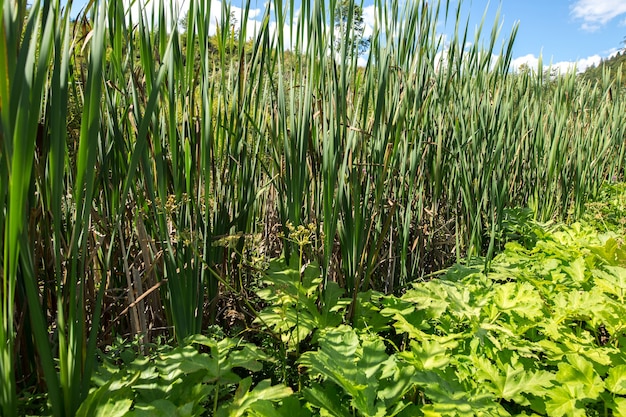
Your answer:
[1,0,626,415]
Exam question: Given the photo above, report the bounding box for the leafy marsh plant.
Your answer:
[2,0,626,415]
[78,334,292,417]
[77,190,626,416]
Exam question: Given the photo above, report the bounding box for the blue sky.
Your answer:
[453,1,626,72]
[69,0,626,72]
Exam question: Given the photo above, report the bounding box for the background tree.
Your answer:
[334,0,370,58]
[581,39,626,86]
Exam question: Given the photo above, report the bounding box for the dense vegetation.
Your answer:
[1,0,626,415]
[582,49,626,86]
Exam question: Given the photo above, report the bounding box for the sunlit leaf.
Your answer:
[605,365,626,395]
[401,339,455,370]
[560,257,588,284]
[555,354,604,400]
[75,383,133,417]
[299,326,402,415]
[594,266,626,302]
[492,282,544,320]
[217,378,293,417]
[544,384,588,417]
[247,396,311,417]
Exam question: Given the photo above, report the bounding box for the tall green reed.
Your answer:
[93,0,626,304]
[1,2,60,416]
[1,1,109,415]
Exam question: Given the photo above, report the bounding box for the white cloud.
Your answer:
[510,54,540,72]
[580,22,601,32]
[571,0,626,31]
[510,53,605,74]
[121,0,263,37]
[607,47,622,58]
[362,5,376,38]
[570,54,603,72]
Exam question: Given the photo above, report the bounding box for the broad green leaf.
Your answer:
[605,365,626,395]
[139,371,209,407]
[555,354,604,400]
[612,397,626,417]
[492,282,544,320]
[395,405,424,417]
[420,407,443,417]
[589,238,622,265]
[594,266,626,302]
[471,325,507,359]
[217,378,293,417]
[477,360,554,402]
[160,345,217,378]
[536,338,570,362]
[227,344,272,373]
[420,388,507,417]
[248,396,311,417]
[254,257,329,348]
[359,333,390,379]
[380,296,417,318]
[131,399,194,417]
[441,264,482,282]
[401,339,455,370]
[560,257,588,284]
[255,309,317,346]
[436,281,482,321]
[387,310,432,340]
[400,282,451,320]
[302,383,351,417]
[377,364,419,405]
[550,290,602,321]
[544,384,588,417]
[183,336,270,377]
[353,291,391,333]
[410,370,468,404]
[299,326,361,384]
[320,281,349,327]
[535,257,563,281]
[299,327,393,416]
[75,383,133,417]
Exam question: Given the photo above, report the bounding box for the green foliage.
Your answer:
[380,217,626,416]
[334,0,370,58]
[255,257,349,350]
[251,187,626,415]
[300,326,414,416]
[581,50,626,86]
[49,185,626,416]
[82,335,292,416]
[583,182,626,234]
